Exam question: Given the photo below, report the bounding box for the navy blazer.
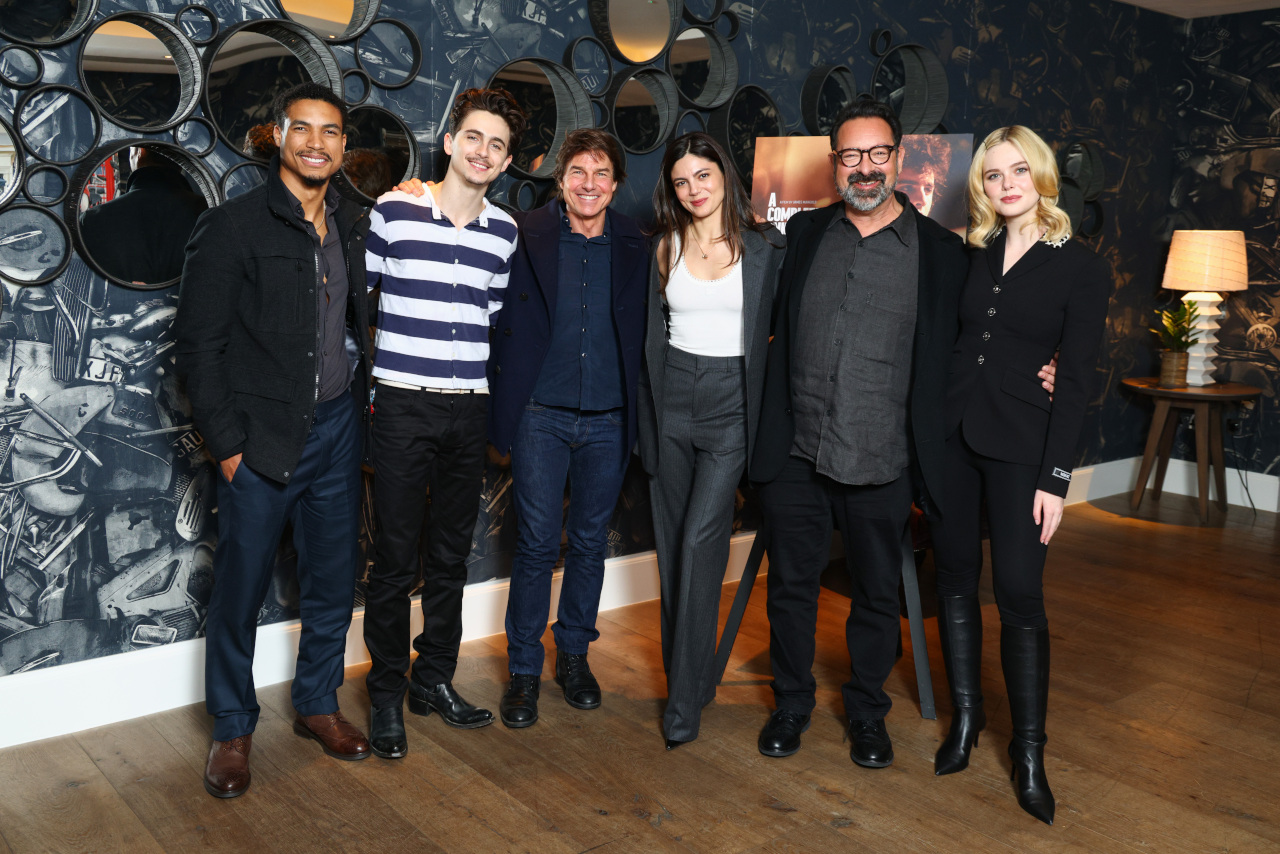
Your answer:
[751,200,967,518]
[488,200,650,459]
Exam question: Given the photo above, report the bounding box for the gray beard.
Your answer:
[838,172,894,211]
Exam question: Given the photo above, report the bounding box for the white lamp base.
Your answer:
[1181,291,1223,386]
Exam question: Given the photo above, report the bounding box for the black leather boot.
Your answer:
[369,704,408,759]
[1002,624,1055,825]
[935,595,986,775]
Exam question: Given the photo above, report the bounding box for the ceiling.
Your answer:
[1111,0,1280,18]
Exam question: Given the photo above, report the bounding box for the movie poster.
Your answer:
[752,134,975,236]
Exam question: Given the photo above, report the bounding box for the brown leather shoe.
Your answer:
[293,711,371,761]
[204,735,252,798]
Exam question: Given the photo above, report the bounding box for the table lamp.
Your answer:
[1160,230,1249,386]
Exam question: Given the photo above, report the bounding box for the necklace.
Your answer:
[689,231,721,260]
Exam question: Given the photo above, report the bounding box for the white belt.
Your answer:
[377,378,489,395]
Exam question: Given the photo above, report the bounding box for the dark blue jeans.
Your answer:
[204,393,362,741]
[505,402,628,675]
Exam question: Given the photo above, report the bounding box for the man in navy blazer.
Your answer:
[487,128,649,727]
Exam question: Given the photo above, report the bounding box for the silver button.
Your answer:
[982,332,991,340]
[978,355,985,364]
[987,308,996,316]
[993,286,1001,294]
[283,471,290,477]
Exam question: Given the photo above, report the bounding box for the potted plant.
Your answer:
[1151,302,1199,387]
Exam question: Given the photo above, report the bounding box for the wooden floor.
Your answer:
[1,493,1277,853]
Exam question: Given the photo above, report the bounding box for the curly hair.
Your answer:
[449,87,529,157]
[966,125,1071,248]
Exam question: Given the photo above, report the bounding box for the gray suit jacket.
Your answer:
[636,225,786,478]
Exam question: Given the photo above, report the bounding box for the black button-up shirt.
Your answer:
[791,198,918,485]
[288,183,353,404]
[531,207,625,410]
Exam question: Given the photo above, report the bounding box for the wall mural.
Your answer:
[0,0,1184,677]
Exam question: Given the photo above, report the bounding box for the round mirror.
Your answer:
[343,68,371,105]
[0,0,98,48]
[591,99,609,128]
[567,37,611,97]
[174,4,217,44]
[80,15,202,133]
[356,20,421,89]
[489,59,594,180]
[0,205,71,285]
[714,9,739,39]
[683,0,723,23]
[709,85,781,187]
[608,69,679,155]
[0,117,22,209]
[205,31,312,157]
[801,65,857,136]
[220,161,270,200]
[24,166,68,206]
[173,117,217,157]
[0,45,44,89]
[872,44,948,135]
[280,0,377,43]
[69,142,215,288]
[668,27,736,110]
[590,0,679,65]
[345,105,420,199]
[17,86,100,166]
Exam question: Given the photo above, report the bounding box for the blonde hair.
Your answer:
[966,126,1072,249]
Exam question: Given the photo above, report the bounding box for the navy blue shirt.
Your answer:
[531,207,625,410]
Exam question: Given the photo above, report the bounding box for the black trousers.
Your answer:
[759,455,912,720]
[930,430,1049,629]
[363,386,488,708]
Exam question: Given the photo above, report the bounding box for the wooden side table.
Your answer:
[1123,377,1262,522]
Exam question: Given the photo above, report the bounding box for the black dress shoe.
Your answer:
[500,673,540,728]
[758,709,810,757]
[369,705,408,759]
[847,718,894,768]
[407,681,494,729]
[665,738,691,751]
[555,649,601,710]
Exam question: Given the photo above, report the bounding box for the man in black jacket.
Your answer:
[175,82,374,799]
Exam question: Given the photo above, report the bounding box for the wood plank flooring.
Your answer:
[1,493,1276,853]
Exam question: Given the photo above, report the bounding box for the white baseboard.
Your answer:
[1066,456,1278,512]
[0,533,762,749]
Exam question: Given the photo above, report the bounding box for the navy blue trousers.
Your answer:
[204,393,362,741]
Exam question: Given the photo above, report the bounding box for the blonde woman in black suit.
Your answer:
[930,126,1111,824]
[637,132,785,750]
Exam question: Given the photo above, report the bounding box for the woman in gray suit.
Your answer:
[637,132,785,749]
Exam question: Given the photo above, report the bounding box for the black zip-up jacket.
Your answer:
[175,158,372,485]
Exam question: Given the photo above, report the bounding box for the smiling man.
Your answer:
[487,129,649,728]
[176,82,374,797]
[360,88,526,759]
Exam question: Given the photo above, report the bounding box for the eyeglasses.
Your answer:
[832,145,897,167]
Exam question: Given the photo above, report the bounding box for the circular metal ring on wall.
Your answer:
[707,84,782,186]
[171,115,218,157]
[488,58,595,181]
[682,0,725,26]
[801,65,857,136]
[356,18,423,90]
[606,67,680,155]
[219,161,271,201]
[24,165,69,207]
[563,35,613,97]
[346,103,423,192]
[1081,200,1105,238]
[871,43,948,135]
[675,109,707,137]
[1062,140,1105,201]
[15,85,102,167]
[0,44,45,89]
[869,28,894,57]
[507,180,540,212]
[591,98,611,129]
[78,13,204,134]
[0,114,24,211]
[0,204,73,286]
[65,138,221,290]
[0,0,99,49]
[714,9,740,41]
[278,0,380,44]
[343,67,372,105]
[667,26,737,111]
[588,0,681,66]
[174,4,220,46]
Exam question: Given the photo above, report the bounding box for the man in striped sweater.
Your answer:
[361,88,526,759]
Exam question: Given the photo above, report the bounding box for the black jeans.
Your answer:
[759,455,912,720]
[363,386,488,708]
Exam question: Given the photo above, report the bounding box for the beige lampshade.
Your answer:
[1161,230,1249,292]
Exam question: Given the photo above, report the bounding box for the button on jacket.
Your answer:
[946,230,1112,497]
[175,157,372,484]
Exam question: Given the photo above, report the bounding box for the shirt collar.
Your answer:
[423,182,490,228]
[829,191,916,248]
[559,201,611,242]
[284,181,340,222]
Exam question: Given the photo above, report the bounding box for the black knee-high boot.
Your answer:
[1001,624,1054,825]
[934,595,986,775]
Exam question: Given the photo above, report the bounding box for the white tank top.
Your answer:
[664,235,745,357]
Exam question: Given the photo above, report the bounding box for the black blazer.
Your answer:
[947,232,1112,497]
[487,200,650,459]
[636,226,786,478]
[751,200,967,518]
[174,160,372,484]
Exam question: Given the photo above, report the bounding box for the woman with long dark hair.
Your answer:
[637,132,785,749]
[930,126,1111,824]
